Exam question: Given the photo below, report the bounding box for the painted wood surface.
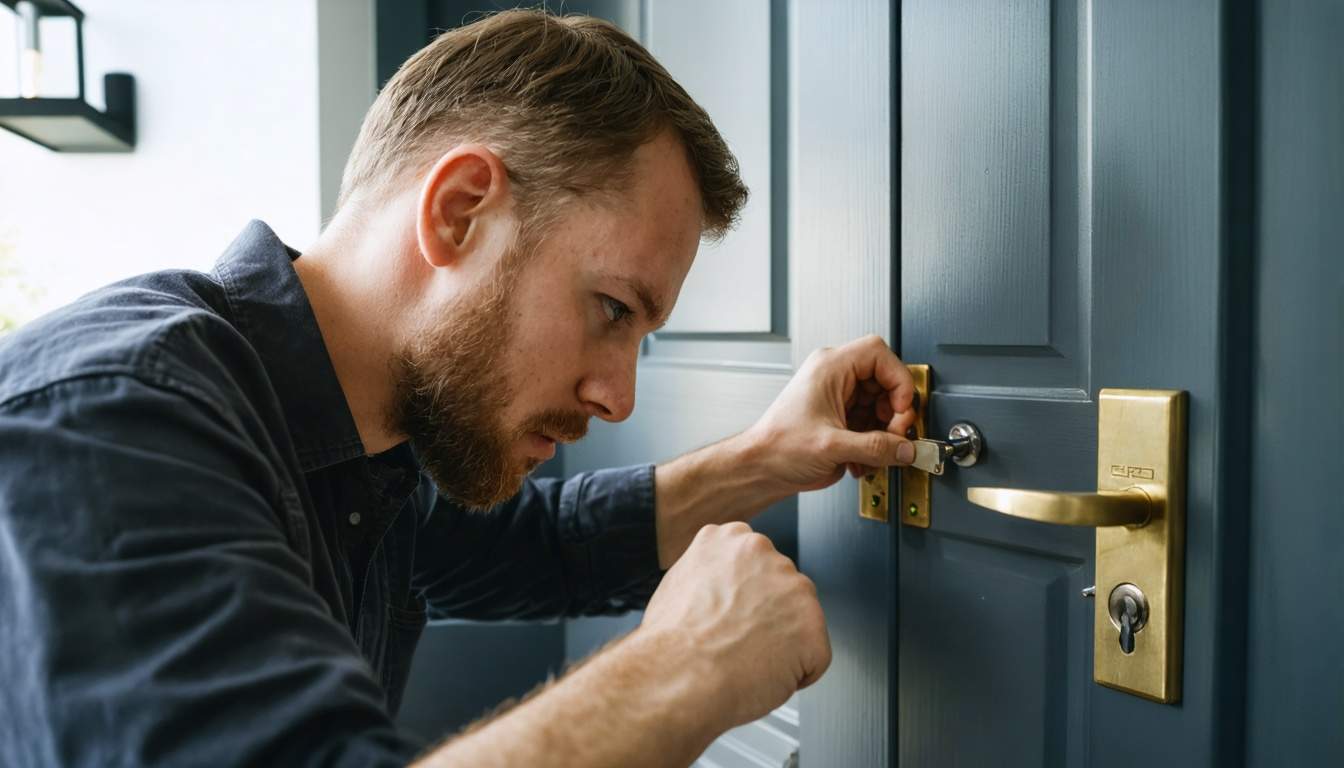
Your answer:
[789,1,894,766]
[898,0,1233,764]
[902,0,1051,348]
[1247,1,1344,764]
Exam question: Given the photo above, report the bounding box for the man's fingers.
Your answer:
[826,428,915,467]
[837,335,917,416]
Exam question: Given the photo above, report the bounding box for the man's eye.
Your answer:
[601,295,633,324]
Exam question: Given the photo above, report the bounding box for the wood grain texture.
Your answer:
[897,1,1096,763]
[896,397,1094,767]
[1247,1,1344,764]
[898,0,1233,765]
[902,0,1090,392]
[902,0,1051,348]
[790,1,893,766]
[1088,1,1223,764]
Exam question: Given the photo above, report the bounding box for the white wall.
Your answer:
[0,1,342,320]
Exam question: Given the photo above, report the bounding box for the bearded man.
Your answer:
[0,9,918,767]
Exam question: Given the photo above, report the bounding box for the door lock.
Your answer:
[909,422,984,476]
[1108,583,1149,655]
[965,389,1188,703]
[881,365,984,529]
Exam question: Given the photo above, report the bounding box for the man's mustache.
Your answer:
[521,409,590,443]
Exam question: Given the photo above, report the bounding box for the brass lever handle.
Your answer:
[966,487,1152,527]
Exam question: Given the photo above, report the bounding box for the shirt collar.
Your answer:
[212,220,366,472]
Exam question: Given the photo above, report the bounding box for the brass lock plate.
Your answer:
[899,364,932,528]
[858,465,889,522]
[1093,389,1187,703]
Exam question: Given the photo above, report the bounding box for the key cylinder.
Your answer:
[1107,583,1149,655]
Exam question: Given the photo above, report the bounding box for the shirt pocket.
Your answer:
[383,597,428,716]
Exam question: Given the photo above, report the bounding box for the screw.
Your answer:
[908,503,918,517]
[870,494,881,507]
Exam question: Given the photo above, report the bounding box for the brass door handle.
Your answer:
[966,389,1188,705]
[966,487,1152,527]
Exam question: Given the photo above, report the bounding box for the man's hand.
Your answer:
[641,522,830,728]
[744,334,918,495]
[654,335,918,567]
[416,523,826,768]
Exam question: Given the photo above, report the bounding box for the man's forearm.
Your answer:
[413,629,723,768]
[654,432,792,568]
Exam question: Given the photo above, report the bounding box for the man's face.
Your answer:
[394,133,703,508]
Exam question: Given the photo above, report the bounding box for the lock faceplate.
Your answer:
[899,364,932,528]
[857,466,889,523]
[1093,389,1187,703]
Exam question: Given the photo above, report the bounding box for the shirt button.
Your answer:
[348,512,362,526]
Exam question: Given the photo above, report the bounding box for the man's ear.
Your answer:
[416,144,511,269]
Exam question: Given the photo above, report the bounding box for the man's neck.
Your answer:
[293,210,413,456]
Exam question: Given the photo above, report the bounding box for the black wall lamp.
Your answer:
[0,0,135,152]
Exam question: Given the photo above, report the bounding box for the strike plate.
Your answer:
[858,466,889,523]
[899,365,932,528]
[1093,389,1187,703]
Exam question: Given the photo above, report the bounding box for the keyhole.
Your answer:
[1107,583,1149,657]
[1119,596,1138,654]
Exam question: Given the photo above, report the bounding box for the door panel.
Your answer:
[1247,1,1344,763]
[899,535,1089,767]
[903,0,1053,349]
[790,1,894,767]
[904,0,1088,393]
[894,1,1228,766]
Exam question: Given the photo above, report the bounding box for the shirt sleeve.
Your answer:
[411,464,664,621]
[0,374,423,767]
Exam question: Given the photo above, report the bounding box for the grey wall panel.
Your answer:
[1247,1,1344,765]
[790,1,893,766]
[903,0,1051,348]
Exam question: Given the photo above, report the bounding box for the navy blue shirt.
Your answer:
[0,221,661,766]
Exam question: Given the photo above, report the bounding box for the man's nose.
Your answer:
[577,355,637,423]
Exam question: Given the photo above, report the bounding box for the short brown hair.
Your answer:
[339,9,747,240]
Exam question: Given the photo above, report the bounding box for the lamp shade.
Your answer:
[0,0,137,152]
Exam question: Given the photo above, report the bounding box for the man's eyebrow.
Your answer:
[613,275,668,329]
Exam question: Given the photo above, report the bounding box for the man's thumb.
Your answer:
[827,429,915,467]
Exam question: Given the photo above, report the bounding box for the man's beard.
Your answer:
[389,250,588,510]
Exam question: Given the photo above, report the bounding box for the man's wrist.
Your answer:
[619,626,730,747]
[654,430,790,568]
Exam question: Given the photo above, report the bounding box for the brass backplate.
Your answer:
[858,465,889,523]
[1093,389,1187,703]
[899,364,932,528]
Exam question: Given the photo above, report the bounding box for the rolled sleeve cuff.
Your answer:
[558,463,662,615]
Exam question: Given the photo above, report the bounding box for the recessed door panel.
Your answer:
[899,535,1089,767]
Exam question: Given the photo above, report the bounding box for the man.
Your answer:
[0,10,917,767]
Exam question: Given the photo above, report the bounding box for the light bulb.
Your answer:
[16,0,41,99]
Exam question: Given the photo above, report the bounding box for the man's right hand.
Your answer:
[639,522,831,728]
